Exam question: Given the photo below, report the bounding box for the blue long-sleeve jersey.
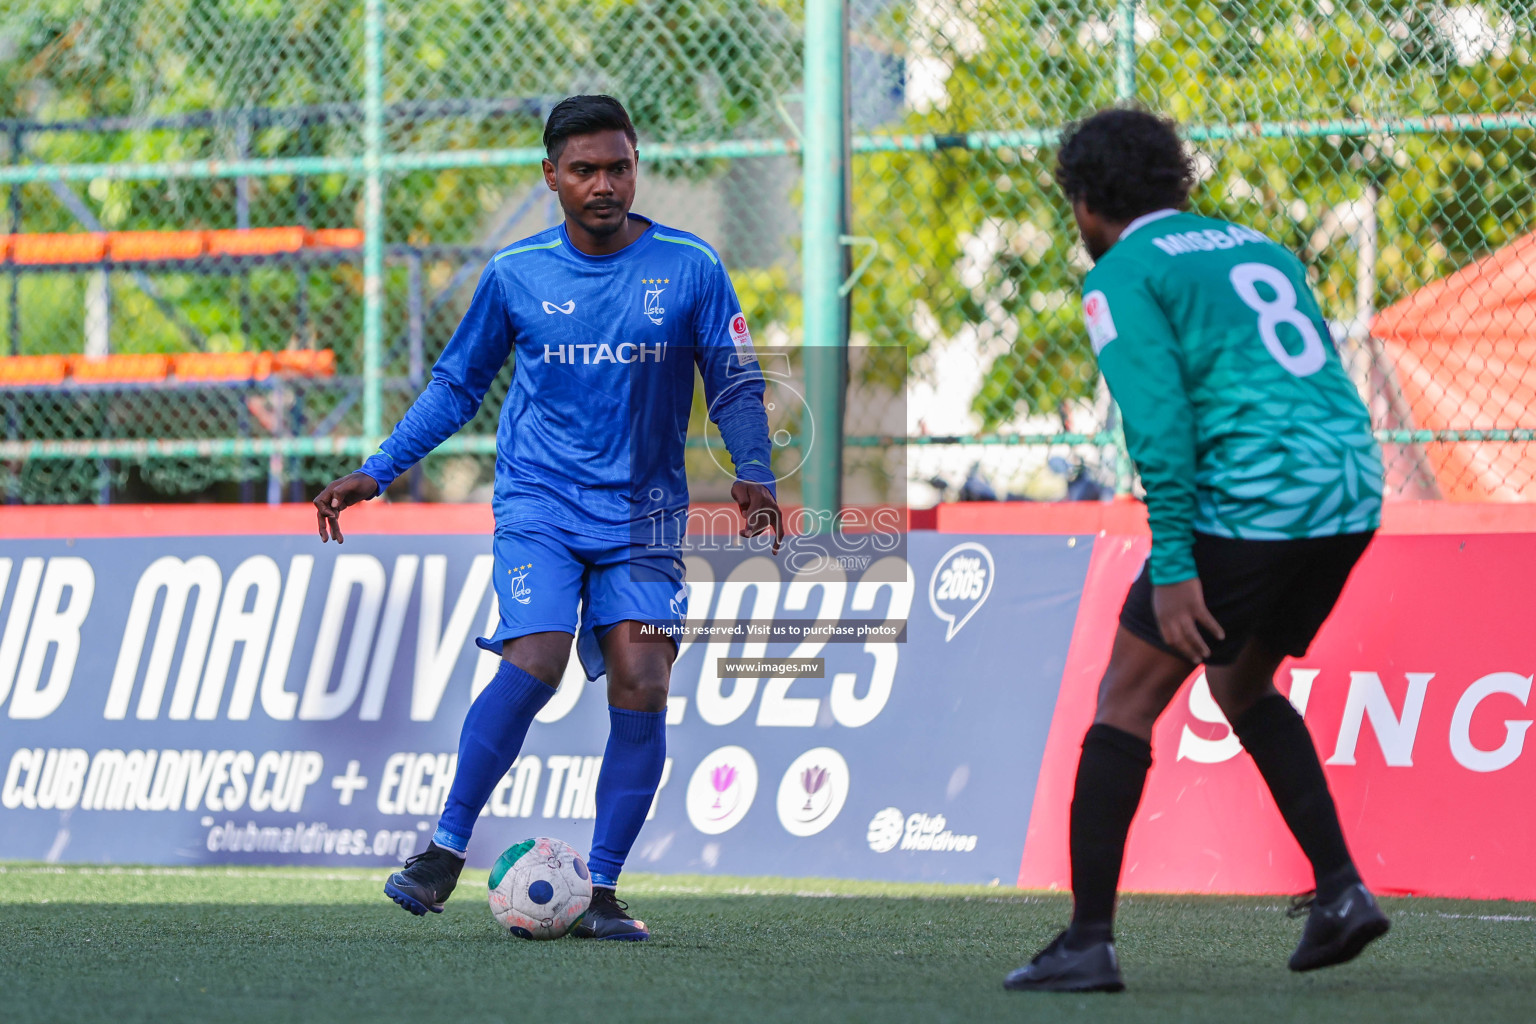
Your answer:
[358,216,775,545]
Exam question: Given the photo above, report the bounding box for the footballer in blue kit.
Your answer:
[313,95,782,939]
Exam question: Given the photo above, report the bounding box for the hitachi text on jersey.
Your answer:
[541,342,667,364]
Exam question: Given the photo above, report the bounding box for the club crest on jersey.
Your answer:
[642,277,667,325]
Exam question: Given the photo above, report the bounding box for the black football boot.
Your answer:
[384,842,464,916]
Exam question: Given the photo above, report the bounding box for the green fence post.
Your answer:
[1110,0,1139,495]
[1115,0,1138,101]
[362,0,385,442]
[801,0,847,529]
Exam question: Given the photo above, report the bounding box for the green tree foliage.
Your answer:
[855,0,1536,431]
[0,0,804,501]
[0,0,801,354]
[2,0,1535,495]
[852,1,1111,428]
[1151,0,1536,319]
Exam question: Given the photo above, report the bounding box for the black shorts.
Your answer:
[1119,531,1374,666]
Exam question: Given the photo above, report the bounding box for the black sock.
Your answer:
[1066,723,1152,949]
[1232,693,1358,901]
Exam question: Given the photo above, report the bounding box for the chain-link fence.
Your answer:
[863,0,1536,505]
[3,1,1535,505]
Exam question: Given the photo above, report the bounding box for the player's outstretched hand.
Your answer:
[313,471,380,544]
[1152,577,1225,663]
[732,480,783,554]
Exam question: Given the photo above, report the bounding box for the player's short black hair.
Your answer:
[1055,108,1196,221]
[542,95,638,163]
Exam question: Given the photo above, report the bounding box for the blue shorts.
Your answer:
[474,522,687,680]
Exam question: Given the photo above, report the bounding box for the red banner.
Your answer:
[1019,528,1536,901]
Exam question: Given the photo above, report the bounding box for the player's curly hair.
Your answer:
[543,94,638,163]
[1055,108,1196,221]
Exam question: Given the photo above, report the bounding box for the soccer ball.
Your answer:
[487,836,592,940]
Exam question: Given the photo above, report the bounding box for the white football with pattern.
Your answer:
[487,836,593,940]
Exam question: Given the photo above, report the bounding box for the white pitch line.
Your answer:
[2,866,1531,919]
[0,865,388,882]
[1245,902,1533,923]
[1427,912,1533,923]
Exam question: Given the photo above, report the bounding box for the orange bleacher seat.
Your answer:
[0,354,70,385]
[109,231,206,262]
[272,349,337,376]
[206,226,307,257]
[1,348,338,386]
[1,227,360,265]
[308,228,363,249]
[171,352,276,382]
[68,354,172,383]
[13,233,108,265]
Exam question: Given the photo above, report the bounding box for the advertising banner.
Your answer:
[0,512,1089,885]
[1019,529,1536,901]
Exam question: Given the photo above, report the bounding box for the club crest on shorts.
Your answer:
[508,562,533,605]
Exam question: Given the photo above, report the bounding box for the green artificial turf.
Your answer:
[2,864,1532,1023]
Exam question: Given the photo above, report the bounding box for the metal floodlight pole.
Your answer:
[801,0,848,528]
[362,0,386,442]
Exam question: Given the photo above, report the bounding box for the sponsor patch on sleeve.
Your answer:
[1082,289,1118,354]
[729,312,758,365]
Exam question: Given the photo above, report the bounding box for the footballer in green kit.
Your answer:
[1005,109,1390,994]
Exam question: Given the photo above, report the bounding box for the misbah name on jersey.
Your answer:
[1150,222,1269,257]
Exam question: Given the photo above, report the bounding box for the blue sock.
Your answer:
[432,826,468,856]
[587,706,667,885]
[435,659,556,849]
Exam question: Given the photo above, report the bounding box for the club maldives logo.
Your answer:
[685,745,757,835]
[866,808,978,853]
[642,277,667,325]
[866,807,905,853]
[928,542,995,642]
[775,747,849,837]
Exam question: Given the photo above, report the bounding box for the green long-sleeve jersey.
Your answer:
[1082,209,1382,585]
